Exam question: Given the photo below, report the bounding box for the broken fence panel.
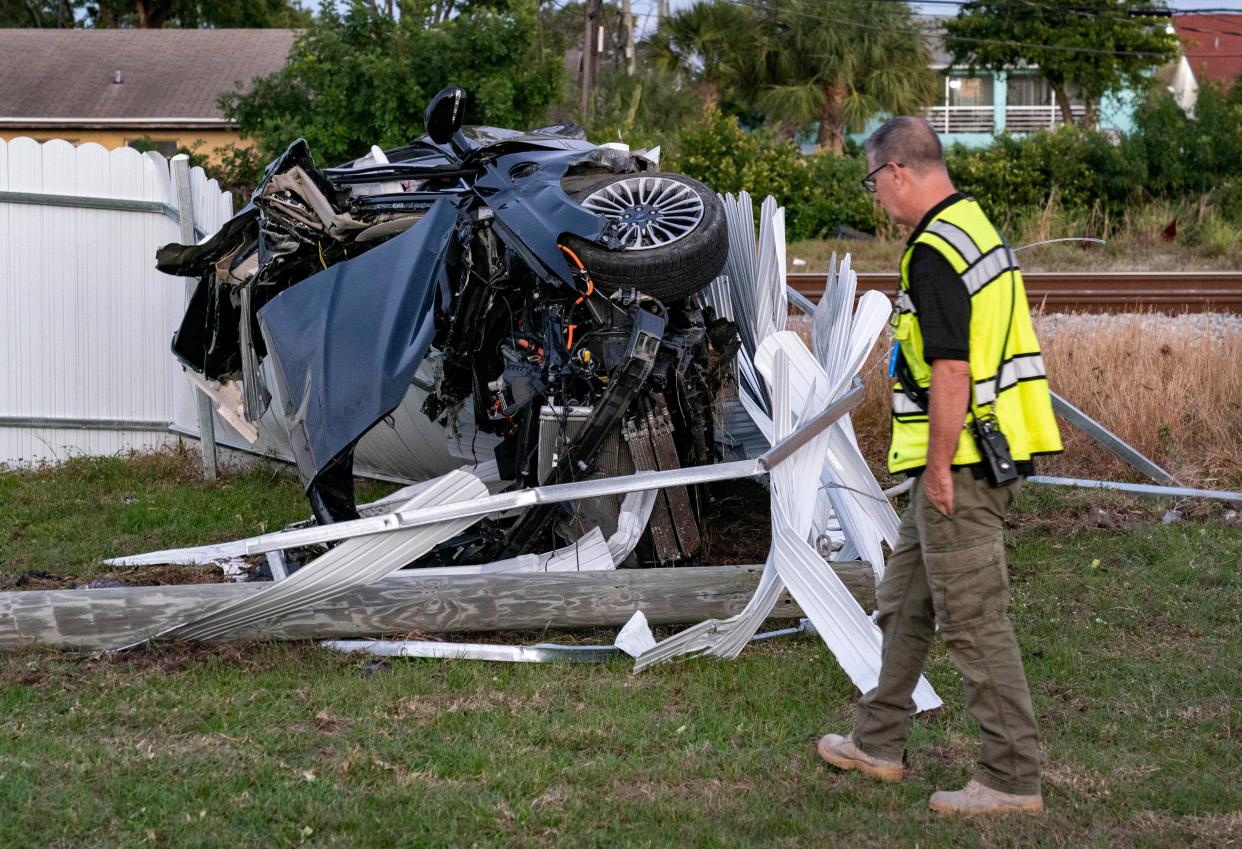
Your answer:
[632,332,941,712]
[240,459,760,556]
[614,610,658,658]
[608,489,659,565]
[237,384,862,558]
[404,526,614,578]
[765,350,941,711]
[107,383,860,581]
[636,202,904,688]
[146,469,490,647]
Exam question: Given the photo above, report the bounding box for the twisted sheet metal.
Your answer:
[324,619,819,665]
[632,194,938,709]
[107,476,654,575]
[632,347,941,711]
[149,470,490,645]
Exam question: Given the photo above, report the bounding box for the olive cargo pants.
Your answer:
[852,467,1041,795]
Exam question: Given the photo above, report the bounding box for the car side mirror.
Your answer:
[425,86,466,145]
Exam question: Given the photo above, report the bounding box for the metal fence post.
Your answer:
[170,154,218,481]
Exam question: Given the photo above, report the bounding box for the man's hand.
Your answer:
[925,358,972,516]
[923,463,954,515]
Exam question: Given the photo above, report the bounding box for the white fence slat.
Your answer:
[42,140,79,422]
[7,137,43,192]
[0,138,231,466]
[0,141,11,450]
[77,144,112,427]
[190,167,217,234]
[6,139,45,437]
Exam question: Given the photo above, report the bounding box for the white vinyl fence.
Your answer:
[0,137,233,466]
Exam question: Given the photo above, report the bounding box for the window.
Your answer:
[946,74,993,108]
[1008,75,1050,107]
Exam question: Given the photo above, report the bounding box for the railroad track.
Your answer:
[787,271,1242,313]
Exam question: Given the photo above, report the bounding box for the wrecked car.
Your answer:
[157,86,736,565]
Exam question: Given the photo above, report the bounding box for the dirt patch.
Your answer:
[1038,684,1091,723]
[1007,500,1158,538]
[80,639,272,677]
[0,570,78,591]
[313,708,350,735]
[609,775,755,806]
[1043,761,1112,802]
[0,563,231,592]
[383,688,557,724]
[1123,810,1242,846]
[0,639,328,691]
[335,742,468,788]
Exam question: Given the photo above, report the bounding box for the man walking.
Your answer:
[817,117,1063,815]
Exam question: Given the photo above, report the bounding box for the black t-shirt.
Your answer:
[907,245,970,362]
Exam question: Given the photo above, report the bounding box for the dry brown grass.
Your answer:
[791,313,1242,488]
[1036,314,1242,486]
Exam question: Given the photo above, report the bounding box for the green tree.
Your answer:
[943,0,1179,128]
[751,0,938,154]
[221,0,564,165]
[643,0,756,111]
[586,63,701,147]
[0,0,79,26]
[87,0,311,27]
[1,0,311,28]
[1133,82,1242,198]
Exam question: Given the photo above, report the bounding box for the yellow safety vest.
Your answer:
[888,196,1063,474]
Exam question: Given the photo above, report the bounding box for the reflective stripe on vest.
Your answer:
[892,391,928,417]
[925,220,981,264]
[974,353,1048,406]
[887,197,1063,474]
[962,246,1019,296]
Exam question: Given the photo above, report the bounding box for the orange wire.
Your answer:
[557,244,596,297]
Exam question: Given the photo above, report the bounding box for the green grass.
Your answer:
[1,456,1240,847]
[0,450,395,584]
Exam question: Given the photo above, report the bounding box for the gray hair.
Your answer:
[864,116,945,173]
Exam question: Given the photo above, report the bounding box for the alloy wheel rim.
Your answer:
[581,176,704,251]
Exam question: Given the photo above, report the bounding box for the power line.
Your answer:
[898,0,1242,39]
[723,0,1242,58]
[881,0,1242,11]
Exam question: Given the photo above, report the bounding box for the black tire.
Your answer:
[561,172,728,302]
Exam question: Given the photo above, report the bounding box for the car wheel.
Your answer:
[560,172,728,302]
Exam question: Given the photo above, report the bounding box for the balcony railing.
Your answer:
[923,104,1089,135]
[924,106,994,134]
[1004,104,1087,131]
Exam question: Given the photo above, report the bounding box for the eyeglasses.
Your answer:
[861,161,902,193]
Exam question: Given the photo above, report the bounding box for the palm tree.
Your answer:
[643,0,756,111]
[754,0,938,154]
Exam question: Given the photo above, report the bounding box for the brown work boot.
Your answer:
[816,733,903,782]
[929,779,1044,816]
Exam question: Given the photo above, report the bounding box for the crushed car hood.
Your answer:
[257,197,458,486]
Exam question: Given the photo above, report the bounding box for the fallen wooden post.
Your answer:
[0,562,875,652]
